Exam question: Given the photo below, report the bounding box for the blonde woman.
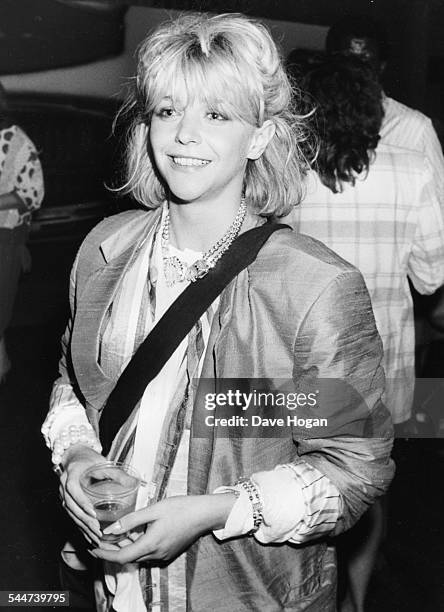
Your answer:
[42,13,393,611]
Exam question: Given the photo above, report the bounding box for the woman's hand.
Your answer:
[92,493,237,565]
[58,445,105,545]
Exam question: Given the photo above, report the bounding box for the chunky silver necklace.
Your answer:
[161,198,247,286]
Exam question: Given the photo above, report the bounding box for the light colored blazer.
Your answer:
[57,208,394,611]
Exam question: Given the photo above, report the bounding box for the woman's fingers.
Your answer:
[86,465,136,489]
[64,505,102,546]
[65,477,97,519]
[93,496,213,564]
[96,540,121,551]
[65,496,101,539]
[115,536,133,548]
[59,473,102,541]
[93,534,153,564]
[128,530,143,542]
[102,506,156,536]
[110,531,143,549]
[59,471,95,518]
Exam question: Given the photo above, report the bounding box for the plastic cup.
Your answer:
[80,461,141,542]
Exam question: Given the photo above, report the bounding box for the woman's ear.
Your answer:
[247,120,276,160]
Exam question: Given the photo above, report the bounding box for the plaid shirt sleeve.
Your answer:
[253,462,341,544]
[276,463,341,542]
[408,158,444,294]
[419,118,444,210]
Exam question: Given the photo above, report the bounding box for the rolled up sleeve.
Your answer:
[290,269,395,535]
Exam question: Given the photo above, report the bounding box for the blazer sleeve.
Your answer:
[41,250,96,450]
[292,268,395,535]
[46,221,107,421]
[43,210,152,445]
[57,250,80,390]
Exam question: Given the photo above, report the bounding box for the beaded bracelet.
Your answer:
[51,423,102,466]
[236,477,264,533]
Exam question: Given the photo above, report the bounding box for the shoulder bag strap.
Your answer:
[100,222,290,452]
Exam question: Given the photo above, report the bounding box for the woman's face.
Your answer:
[149,92,259,206]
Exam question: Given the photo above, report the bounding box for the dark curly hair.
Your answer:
[300,54,383,193]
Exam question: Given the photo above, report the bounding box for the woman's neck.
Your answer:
[167,196,247,252]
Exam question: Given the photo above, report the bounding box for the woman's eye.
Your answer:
[157,107,177,119]
[207,111,226,121]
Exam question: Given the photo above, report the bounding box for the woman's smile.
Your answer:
[169,155,211,168]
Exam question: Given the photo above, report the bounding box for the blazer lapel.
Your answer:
[71,209,162,411]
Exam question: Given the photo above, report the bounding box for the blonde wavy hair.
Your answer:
[116,12,315,217]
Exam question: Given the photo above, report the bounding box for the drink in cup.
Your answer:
[80,462,141,542]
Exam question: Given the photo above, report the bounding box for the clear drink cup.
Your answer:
[80,462,142,542]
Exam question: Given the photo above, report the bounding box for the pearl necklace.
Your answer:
[161,198,247,287]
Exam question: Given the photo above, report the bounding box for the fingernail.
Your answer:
[103,520,122,534]
[90,521,101,534]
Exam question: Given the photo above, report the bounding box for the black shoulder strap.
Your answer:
[100,222,289,452]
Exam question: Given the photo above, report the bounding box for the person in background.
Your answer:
[286,47,324,80]
[326,15,444,425]
[0,83,44,383]
[324,11,444,389]
[42,14,393,612]
[325,14,444,208]
[286,53,444,612]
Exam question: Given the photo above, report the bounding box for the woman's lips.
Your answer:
[170,156,211,167]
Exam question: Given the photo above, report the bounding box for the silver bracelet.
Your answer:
[236,477,264,533]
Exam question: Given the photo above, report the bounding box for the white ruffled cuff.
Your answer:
[212,486,254,540]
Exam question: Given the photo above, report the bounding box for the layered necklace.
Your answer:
[161,198,247,287]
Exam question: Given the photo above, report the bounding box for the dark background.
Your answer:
[0,1,443,610]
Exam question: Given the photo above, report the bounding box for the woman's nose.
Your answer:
[175,113,202,145]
